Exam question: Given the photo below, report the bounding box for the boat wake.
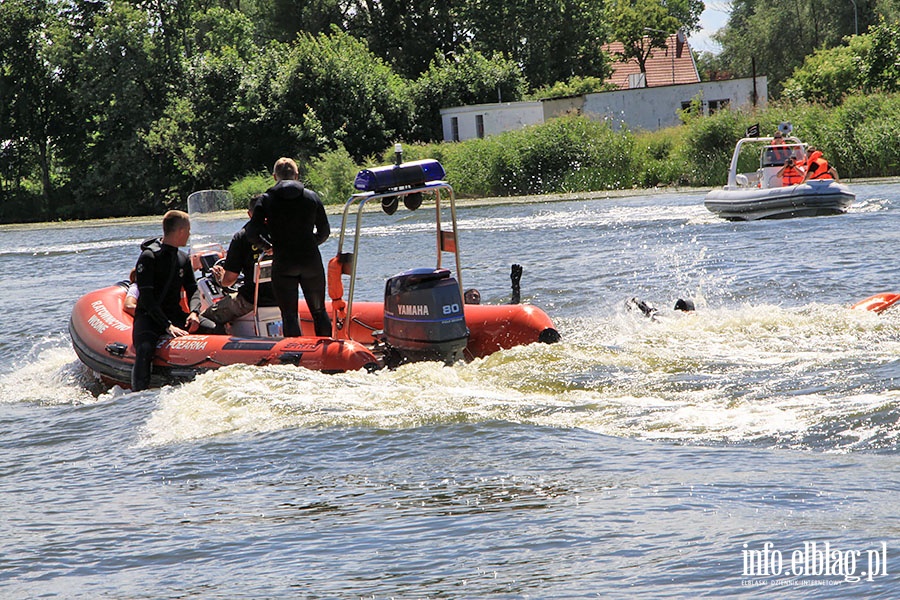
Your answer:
[131,303,900,452]
[6,306,898,452]
[851,196,893,213]
[0,342,105,405]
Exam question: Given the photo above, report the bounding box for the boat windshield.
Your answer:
[760,143,806,168]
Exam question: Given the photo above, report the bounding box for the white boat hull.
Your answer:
[704,180,854,221]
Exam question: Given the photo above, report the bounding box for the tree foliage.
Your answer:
[345,0,461,79]
[713,0,877,95]
[529,76,615,100]
[50,1,179,216]
[460,0,610,88]
[8,0,898,222]
[781,39,868,105]
[407,48,528,142]
[781,19,900,105]
[605,0,683,75]
[0,0,63,216]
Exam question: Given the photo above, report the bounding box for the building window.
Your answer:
[708,99,730,114]
[451,117,459,142]
[476,114,485,139]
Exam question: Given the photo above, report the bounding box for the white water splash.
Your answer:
[0,345,102,405]
[136,302,900,451]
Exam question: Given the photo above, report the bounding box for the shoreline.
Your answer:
[4,176,899,231]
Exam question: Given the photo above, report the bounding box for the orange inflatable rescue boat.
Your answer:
[69,157,560,389]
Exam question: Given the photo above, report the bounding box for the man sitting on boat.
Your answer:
[776,155,805,186]
[202,196,278,333]
[802,148,840,182]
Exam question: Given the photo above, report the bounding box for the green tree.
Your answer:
[144,8,259,192]
[346,0,461,79]
[664,0,706,32]
[243,29,411,165]
[51,2,177,215]
[605,0,684,77]
[0,0,67,219]
[529,75,614,100]
[407,47,528,142]
[713,0,875,96]
[244,0,347,43]
[460,0,609,89]
[858,18,900,92]
[781,19,900,105]
[781,38,868,105]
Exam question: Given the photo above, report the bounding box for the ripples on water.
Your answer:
[3,185,900,597]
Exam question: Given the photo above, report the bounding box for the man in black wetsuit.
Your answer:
[250,157,331,337]
[203,197,277,332]
[131,210,209,391]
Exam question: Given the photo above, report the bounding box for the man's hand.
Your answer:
[185,311,201,333]
[211,264,226,283]
[167,324,190,337]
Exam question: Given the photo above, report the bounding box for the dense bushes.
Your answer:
[391,116,638,197]
[10,92,900,219]
[242,94,900,206]
[379,94,900,198]
[761,95,900,180]
[106,93,900,212]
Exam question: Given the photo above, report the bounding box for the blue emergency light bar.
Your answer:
[353,159,446,192]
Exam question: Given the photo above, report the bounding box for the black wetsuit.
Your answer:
[131,239,203,391]
[251,180,331,337]
[223,220,277,307]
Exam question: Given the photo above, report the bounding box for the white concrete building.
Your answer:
[442,101,544,142]
[584,77,767,131]
[440,77,767,142]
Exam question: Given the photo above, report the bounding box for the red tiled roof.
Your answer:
[603,33,700,88]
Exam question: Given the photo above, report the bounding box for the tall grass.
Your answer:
[230,92,900,202]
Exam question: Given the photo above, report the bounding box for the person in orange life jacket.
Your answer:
[249,157,332,338]
[202,196,278,333]
[770,130,791,163]
[776,155,805,186]
[802,148,840,182]
[131,210,215,391]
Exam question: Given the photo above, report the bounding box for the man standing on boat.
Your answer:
[131,210,208,391]
[203,196,278,332]
[250,157,332,338]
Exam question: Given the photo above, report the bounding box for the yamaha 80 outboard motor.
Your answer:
[383,268,469,365]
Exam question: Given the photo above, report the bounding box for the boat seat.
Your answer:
[760,166,781,189]
[736,172,759,188]
[228,258,283,337]
[230,306,283,338]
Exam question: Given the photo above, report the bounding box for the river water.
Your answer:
[2,185,899,598]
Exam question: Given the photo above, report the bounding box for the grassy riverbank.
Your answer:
[222,92,900,209]
[6,92,900,222]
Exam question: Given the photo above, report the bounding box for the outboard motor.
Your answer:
[383,268,468,365]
